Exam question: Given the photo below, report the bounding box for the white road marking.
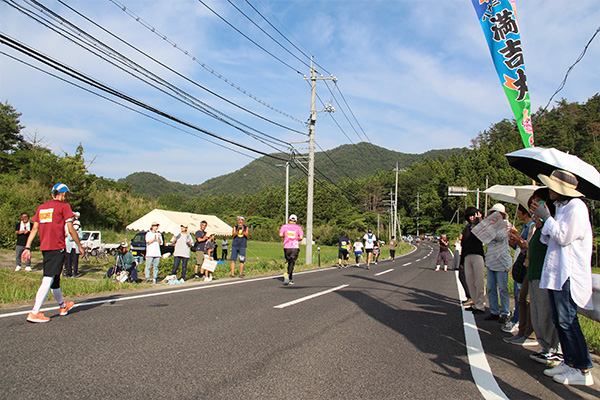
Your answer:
[374,269,393,276]
[273,285,349,309]
[454,271,509,400]
[403,262,412,266]
[0,270,337,319]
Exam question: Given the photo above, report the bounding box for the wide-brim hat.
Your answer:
[489,203,506,215]
[538,170,583,198]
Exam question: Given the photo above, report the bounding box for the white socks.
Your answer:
[32,277,64,313]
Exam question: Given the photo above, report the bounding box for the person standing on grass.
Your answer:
[171,224,193,282]
[15,212,32,272]
[279,214,304,286]
[203,233,216,282]
[221,238,229,261]
[230,216,249,278]
[145,222,162,284]
[21,183,83,323]
[193,220,208,279]
[532,170,595,386]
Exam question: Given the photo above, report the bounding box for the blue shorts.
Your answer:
[230,246,246,262]
[355,251,362,257]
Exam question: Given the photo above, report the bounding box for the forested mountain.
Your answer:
[120,144,465,198]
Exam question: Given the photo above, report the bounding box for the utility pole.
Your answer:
[276,162,290,223]
[394,163,399,239]
[304,57,336,265]
[416,192,420,237]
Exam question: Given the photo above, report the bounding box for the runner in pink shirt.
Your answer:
[279,214,304,286]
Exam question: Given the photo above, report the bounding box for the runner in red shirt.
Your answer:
[22,183,84,323]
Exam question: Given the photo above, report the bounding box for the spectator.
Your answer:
[435,234,450,271]
[15,212,32,272]
[388,236,398,260]
[115,241,138,282]
[337,232,351,268]
[484,203,512,324]
[193,220,208,279]
[455,235,472,306]
[503,204,536,343]
[171,224,193,282]
[363,229,377,269]
[353,238,364,266]
[64,218,82,277]
[533,170,594,386]
[22,183,82,323]
[525,189,561,367]
[221,238,229,261]
[461,207,485,315]
[230,216,249,278]
[204,233,216,281]
[279,214,304,285]
[145,222,162,284]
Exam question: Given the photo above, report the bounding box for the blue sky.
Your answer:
[1,0,598,185]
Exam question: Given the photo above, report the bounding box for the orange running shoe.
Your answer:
[27,312,50,323]
[59,301,74,316]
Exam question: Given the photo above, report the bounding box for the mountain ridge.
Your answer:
[119,142,466,197]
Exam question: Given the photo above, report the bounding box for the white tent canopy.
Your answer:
[126,209,232,236]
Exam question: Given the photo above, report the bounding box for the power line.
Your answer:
[12,0,295,153]
[106,0,305,126]
[226,0,310,70]
[0,32,288,162]
[543,24,600,111]
[197,0,303,74]
[249,0,332,76]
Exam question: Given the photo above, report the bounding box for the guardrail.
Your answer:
[578,273,600,322]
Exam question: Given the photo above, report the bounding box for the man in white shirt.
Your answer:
[145,221,163,284]
[363,229,377,269]
[532,170,594,386]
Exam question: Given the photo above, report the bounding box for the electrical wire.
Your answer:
[226,0,311,70]
[12,0,295,153]
[543,24,600,111]
[0,32,288,162]
[197,0,302,75]
[107,0,305,126]
[249,0,332,76]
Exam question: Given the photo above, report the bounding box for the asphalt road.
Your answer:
[1,243,599,399]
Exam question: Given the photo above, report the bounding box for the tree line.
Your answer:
[1,95,598,252]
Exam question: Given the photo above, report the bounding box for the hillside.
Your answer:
[120,142,466,197]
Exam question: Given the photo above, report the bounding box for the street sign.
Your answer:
[448,186,468,197]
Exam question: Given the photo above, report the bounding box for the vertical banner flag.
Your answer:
[472,0,534,147]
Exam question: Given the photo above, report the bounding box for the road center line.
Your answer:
[374,269,393,276]
[273,284,349,309]
[402,262,412,266]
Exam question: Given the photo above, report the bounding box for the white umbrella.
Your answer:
[484,185,540,210]
[505,147,600,201]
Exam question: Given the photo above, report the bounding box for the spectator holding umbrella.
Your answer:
[532,169,594,386]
